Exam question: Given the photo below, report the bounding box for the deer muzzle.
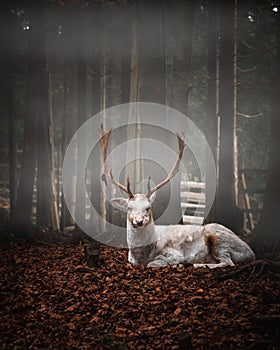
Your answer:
[130,214,146,228]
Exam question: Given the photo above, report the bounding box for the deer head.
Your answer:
[98,124,185,229]
[110,193,155,229]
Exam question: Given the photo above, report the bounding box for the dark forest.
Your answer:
[0,0,280,349]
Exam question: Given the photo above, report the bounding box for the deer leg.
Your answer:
[193,261,235,269]
[147,258,169,268]
[193,250,235,269]
[147,248,185,268]
[194,233,236,269]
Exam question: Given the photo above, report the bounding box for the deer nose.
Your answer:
[136,217,144,226]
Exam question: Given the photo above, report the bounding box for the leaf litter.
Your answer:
[0,233,279,349]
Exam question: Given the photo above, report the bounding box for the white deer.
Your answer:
[99,125,255,268]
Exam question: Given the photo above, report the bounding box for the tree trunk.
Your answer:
[8,73,17,216]
[164,1,195,224]
[75,7,88,227]
[118,4,133,193]
[135,0,165,211]
[90,7,102,233]
[104,10,123,225]
[0,2,21,221]
[61,60,70,231]
[60,5,78,230]
[37,57,60,231]
[121,5,133,105]
[251,16,280,254]
[136,0,165,105]
[125,19,139,194]
[215,0,237,231]
[8,0,44,235]
[134,0,185,225]
[168,0,195,115]
[205,0,218,223]
[233,0,238,208]
[37,65,51,228]
[105,9,122,110]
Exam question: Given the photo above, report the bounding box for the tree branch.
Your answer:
[237,112,263,118]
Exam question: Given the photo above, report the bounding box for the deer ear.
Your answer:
[149,192,156,204]
[110,198,128,211]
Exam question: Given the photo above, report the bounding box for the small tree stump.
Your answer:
[178,333,193,350]
[84,243,100,267]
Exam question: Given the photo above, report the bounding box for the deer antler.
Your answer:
[98,124,134,199]
[147,133,185,197]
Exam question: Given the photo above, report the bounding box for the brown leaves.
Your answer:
[173,307,182,316]
[0,240,280,349]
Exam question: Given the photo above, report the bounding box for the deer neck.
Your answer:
[127,218,158,264]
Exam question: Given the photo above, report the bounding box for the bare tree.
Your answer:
[168,0,196,115]
[251,15,280,254]
[75,6,88,226]
[205,0,219,223]
[8,0,45,235]
[60,5,78,230]
[215,0,238,231]
[37,56,60,231]
[89,6,103,233]
[0,2,20,217]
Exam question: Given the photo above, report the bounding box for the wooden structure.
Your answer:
[180,181,205,225]
[238,169,265,233]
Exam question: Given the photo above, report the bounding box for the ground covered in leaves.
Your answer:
[0,233,280,349]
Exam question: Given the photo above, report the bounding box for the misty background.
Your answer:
[0,0,279,253]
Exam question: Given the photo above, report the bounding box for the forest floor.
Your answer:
[0,230,280,350]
